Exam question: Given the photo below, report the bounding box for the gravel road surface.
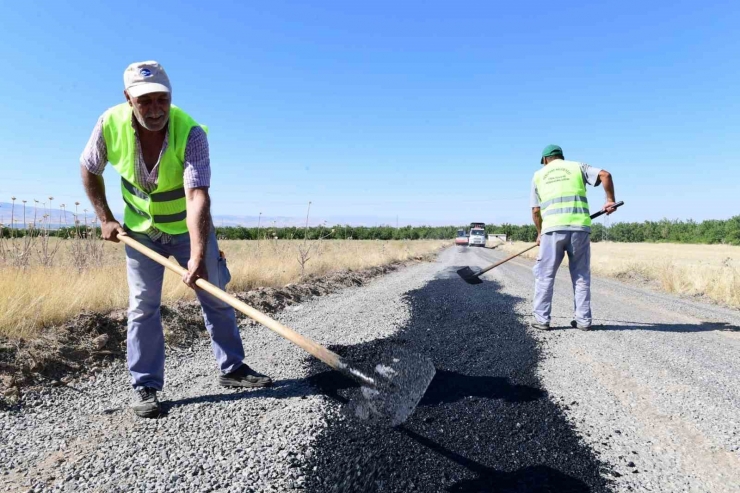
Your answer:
[2,245,738,492]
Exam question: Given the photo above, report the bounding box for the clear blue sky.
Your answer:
[1,0,738,225]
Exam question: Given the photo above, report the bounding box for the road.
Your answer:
[461,245,740,492]
[2,246,739,492]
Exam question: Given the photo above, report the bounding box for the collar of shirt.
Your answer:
[130,114,172,243]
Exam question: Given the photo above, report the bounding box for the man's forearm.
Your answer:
[600,171,616,202]
[81,166,116,223]
[532,208,542,235]
[186,188,211,260]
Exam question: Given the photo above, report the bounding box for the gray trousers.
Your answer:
[532,231,592,326]
[124,229,245,390]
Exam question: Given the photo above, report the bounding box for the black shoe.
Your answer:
[570,320,592,331]
[219,364,273,388]
[132,387,161,418]
[529,321,551,331]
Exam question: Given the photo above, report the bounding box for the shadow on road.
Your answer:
[163,365,544,413]
[597,321,739,333]
[301,274,613,492]
[161,378,313,412]
[306,368,545,408]
[536,317,739,334]
[164,300,735,419]
[419,370,545,406]
[399,427,591,493]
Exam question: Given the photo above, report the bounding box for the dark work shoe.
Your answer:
[132,387,161,418]
[220,364,273,388]
[571,320,592,331]
[529,321,551,331]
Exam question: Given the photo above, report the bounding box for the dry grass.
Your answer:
[0,238,448,339]
[496,241,740,308]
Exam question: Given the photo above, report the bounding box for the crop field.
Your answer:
[0,237,449,339]
[496,240,740,308]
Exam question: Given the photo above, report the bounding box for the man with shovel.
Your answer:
[530,145,617,331]
[80,61,272,418]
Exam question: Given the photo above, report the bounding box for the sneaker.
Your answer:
[529,321,551,331]
[219,364,273,388]
[132,387,161,418]
[570,320,592,331]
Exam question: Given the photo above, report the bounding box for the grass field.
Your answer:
[496,240,740,308]
[0,238,449,339]
[4,236,736,340]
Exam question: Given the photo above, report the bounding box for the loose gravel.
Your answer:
[302,246,612,492]
[0,253,441,493]
[470,246,740,493]
[2,245,739,492]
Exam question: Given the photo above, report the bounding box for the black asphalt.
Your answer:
[303,263,614,493]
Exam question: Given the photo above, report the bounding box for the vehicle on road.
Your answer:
[455,229,468,246]
[468,227,486,247]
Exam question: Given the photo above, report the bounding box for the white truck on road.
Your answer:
[468,227,486,247]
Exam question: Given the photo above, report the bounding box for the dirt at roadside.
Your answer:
[0,256,432,407]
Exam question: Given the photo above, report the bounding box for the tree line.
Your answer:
[2,216,739,245]
[215,217,740,245]
[481,217,740,245]
[214,225,463,241]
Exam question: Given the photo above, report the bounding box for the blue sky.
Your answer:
[0,0,738,226]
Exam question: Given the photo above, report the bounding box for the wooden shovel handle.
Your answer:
[476,244,537,276]
[476,201,625,277]
[117,234,344,371]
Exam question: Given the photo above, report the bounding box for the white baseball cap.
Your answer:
[123,61,171,97]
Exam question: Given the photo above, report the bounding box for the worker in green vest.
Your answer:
[80,61,272,418]
[530,145,618,331]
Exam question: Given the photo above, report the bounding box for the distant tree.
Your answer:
[210,216,740,244]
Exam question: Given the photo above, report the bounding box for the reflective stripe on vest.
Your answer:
[539,195,589,209]
[533,160,591,232]
[542,206,590,217]
[121,177,186,204]
[121,180,188,223]
[102,103,206,235]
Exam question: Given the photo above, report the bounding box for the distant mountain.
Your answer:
[0,202,458,229]
[211,215,314,228]
[210,214,451,227]
[0,202,79,228]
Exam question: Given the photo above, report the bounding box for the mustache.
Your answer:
[145,111,166,119]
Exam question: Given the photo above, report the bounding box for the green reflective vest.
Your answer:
[533,159,591,233]
[102,103,207,235]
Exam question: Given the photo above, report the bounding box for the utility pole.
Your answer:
[396,215,398,229]
[601,216,610,241]
[257,212,262,247]
[602,190,611,242]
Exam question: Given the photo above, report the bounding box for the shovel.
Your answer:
[457,201,624,284]
[118,234,435,426]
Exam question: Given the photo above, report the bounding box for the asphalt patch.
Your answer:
[303,270,614,492]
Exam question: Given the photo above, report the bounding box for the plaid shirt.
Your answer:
[80,111,210,243]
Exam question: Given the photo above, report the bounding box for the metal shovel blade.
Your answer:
[351,351,436,427]
[456,266,483,284]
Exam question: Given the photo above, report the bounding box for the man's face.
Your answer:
[126,91,171,132]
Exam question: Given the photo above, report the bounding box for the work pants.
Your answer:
[532,231,592,327]
[124,229,245,390]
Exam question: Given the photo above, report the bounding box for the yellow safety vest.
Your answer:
[102,103,207,234]
[534,159,591,233]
